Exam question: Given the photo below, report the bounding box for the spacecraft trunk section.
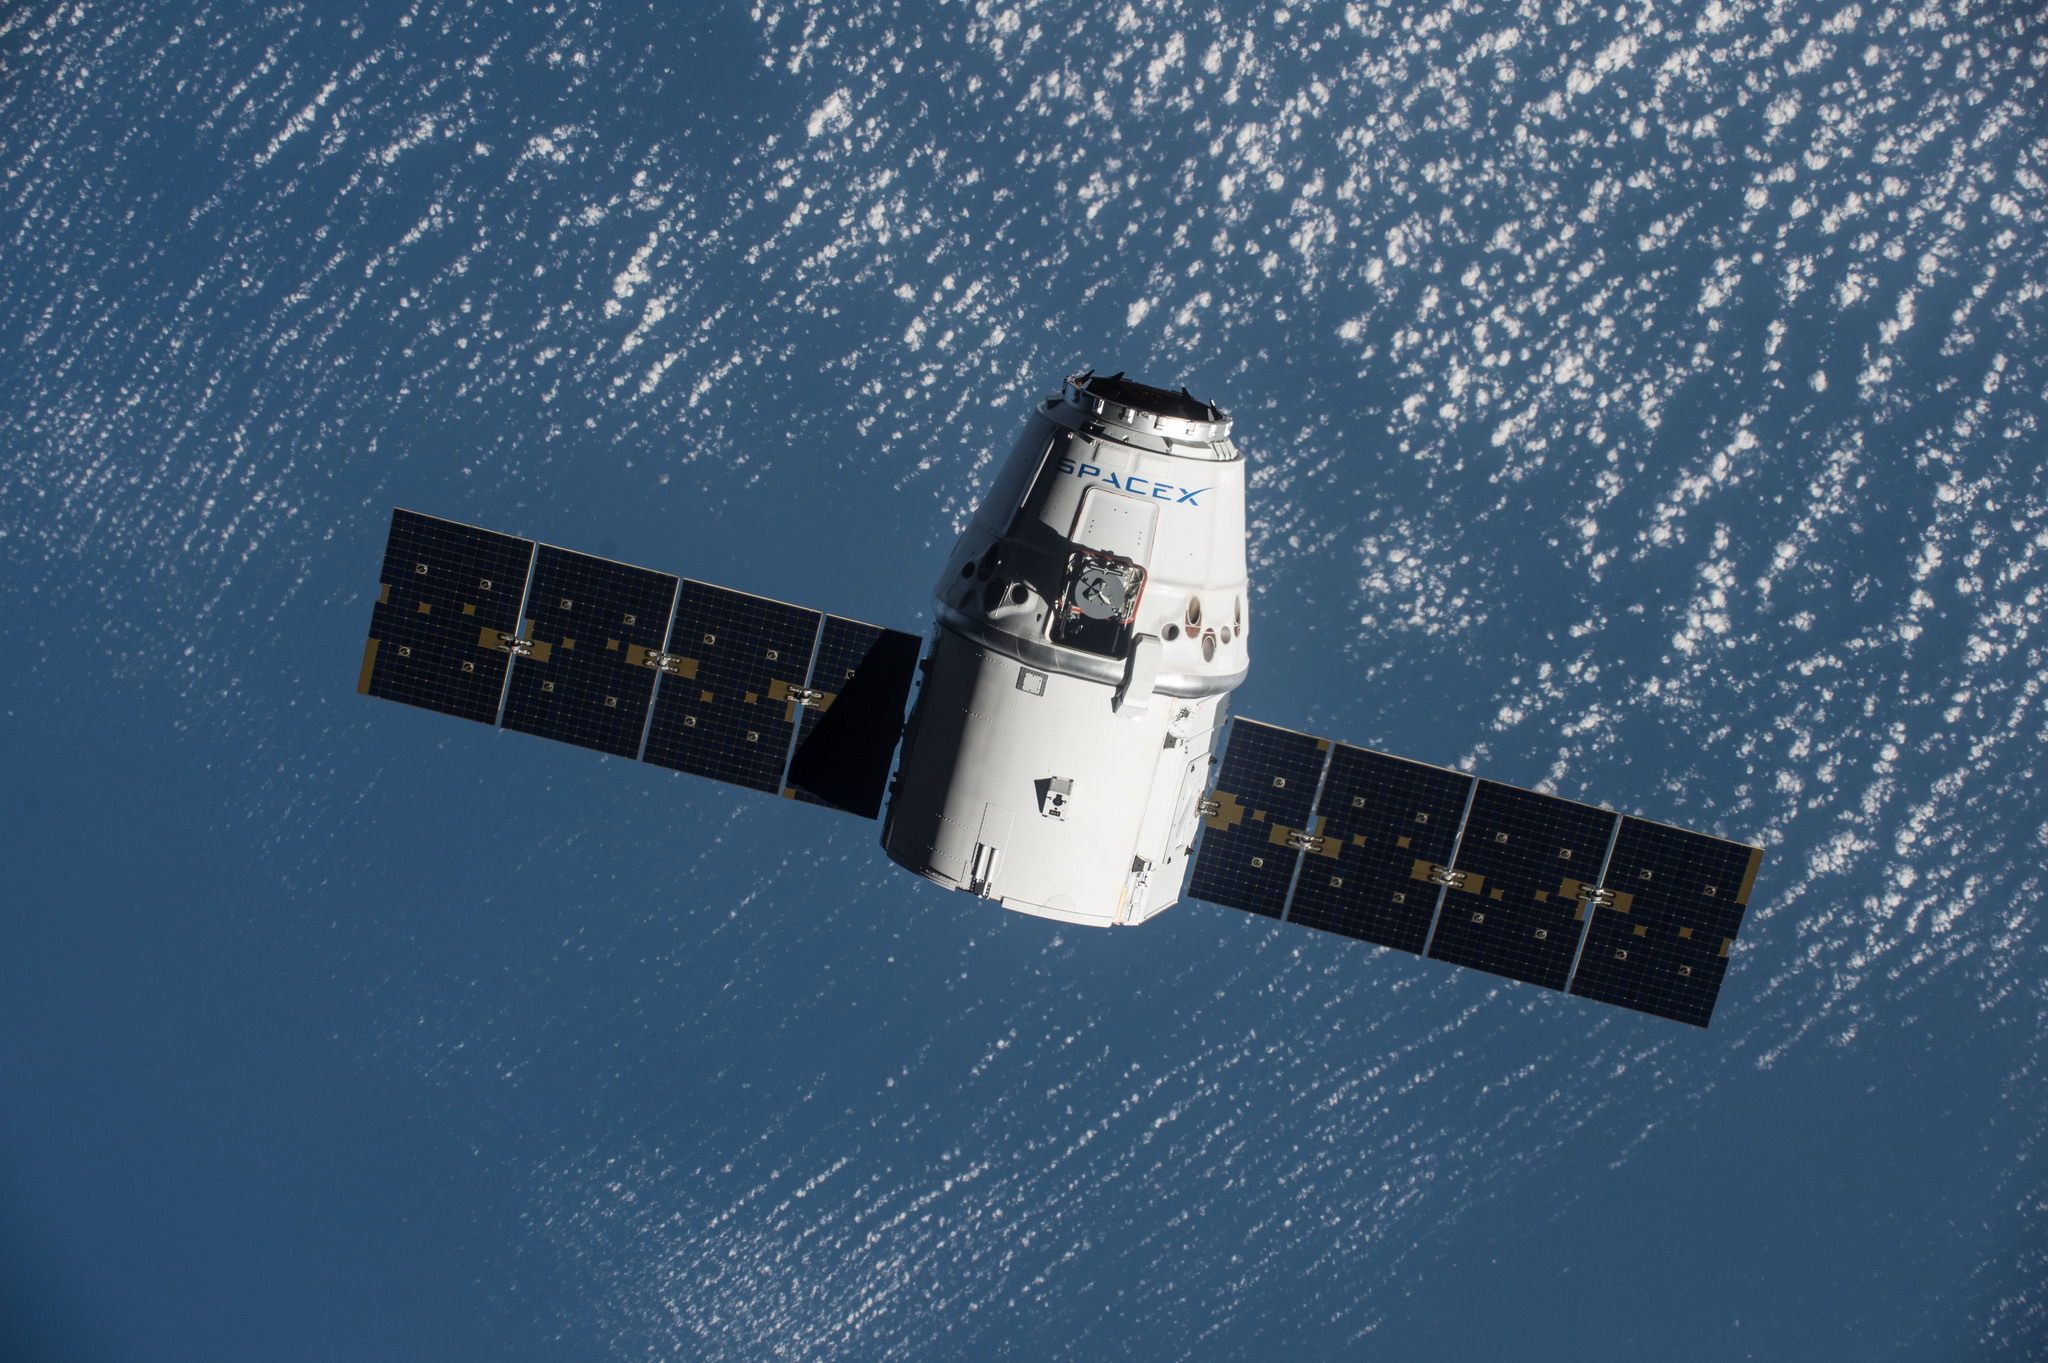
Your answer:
[881,374,1249,927]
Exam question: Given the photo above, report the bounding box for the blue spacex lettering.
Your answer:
[1057,458,1209,506]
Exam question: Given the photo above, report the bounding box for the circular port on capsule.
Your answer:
[1163,623,1180,641]
[1185,597,1203,628]
[1220,625,1233,645]
[1201,630,1217,662]
[1009,582,1030,606]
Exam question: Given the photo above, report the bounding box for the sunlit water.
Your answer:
[3,1,2043,1357]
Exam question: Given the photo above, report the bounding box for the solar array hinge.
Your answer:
[1580,886,1618,911]
[1198,798,1222,818]
[1284,829,1327,853]
[1426,865,1469,889]
[499,634,537,659]
[788,686,829,710]
[638,650,693,677]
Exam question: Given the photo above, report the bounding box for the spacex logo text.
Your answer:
[1058,458,1208,507]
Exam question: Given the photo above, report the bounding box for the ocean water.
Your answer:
[2,1,2044,1357]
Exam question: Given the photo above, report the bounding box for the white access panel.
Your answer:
[1072,486,1158,562]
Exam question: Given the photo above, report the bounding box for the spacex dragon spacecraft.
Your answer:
[357,371,1764,1028]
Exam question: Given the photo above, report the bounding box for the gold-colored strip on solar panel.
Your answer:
[775,613,831,798]
[1274,738,1337,925]
[1416,774,1483,959]
[1734,844,1764,904]
[633,578,685,764]
[357,638,380,694]
[492,540,542,730]
[1561,811,1628,995]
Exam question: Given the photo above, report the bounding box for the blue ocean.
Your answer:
[3,1,2043,1357]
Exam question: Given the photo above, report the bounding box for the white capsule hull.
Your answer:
[883,373,1249,926]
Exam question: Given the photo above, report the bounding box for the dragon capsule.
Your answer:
[357,367,1765,1029]
[883,372,1247,927]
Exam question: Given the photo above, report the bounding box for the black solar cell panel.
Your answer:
[1283,745,1475,956]
[499,545,679,759]
[1568,818,1763,1027]
[1186,720,1330,920]
[640,581,822,794]
[359,509,535,725]
[1425,781,1621,992]
[784,617,923,818]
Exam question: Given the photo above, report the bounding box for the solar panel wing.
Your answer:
[1568,818,1763,1027]
[640,581,822,794]
[1425,782,1621,992]
[499,545,679,759]
[784,617,924,818]
[1283,745,1475,955]
[1186,720,1330,920]
[358,509,535,725]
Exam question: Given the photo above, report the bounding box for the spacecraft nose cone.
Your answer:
[1064,369,1231,443]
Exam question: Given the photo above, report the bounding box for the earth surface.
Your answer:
[3,1,2045,1358]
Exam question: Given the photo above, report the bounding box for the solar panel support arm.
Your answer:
[491,542,541,728]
